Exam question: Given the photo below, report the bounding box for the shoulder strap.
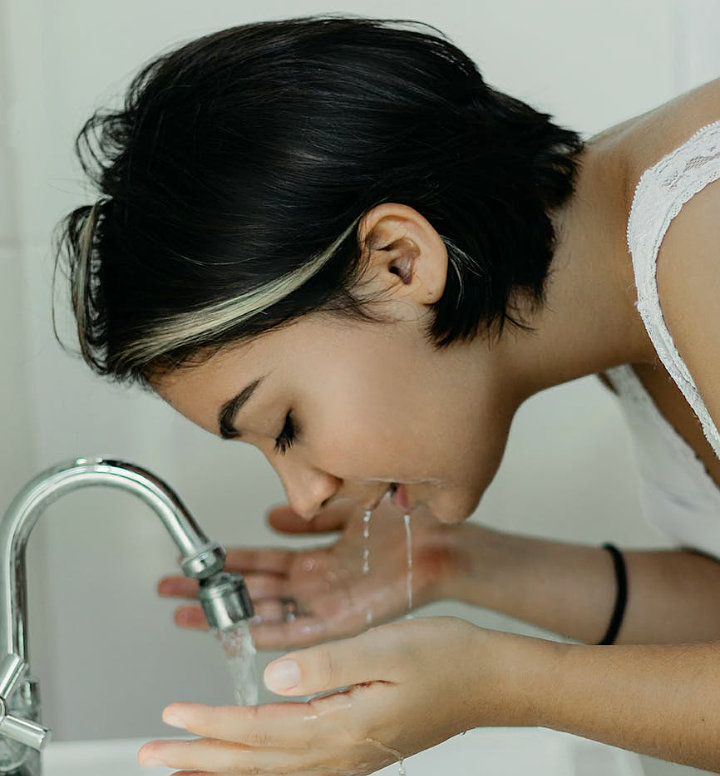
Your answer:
[626,119,720,460]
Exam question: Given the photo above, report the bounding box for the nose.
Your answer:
[274,457,342,521]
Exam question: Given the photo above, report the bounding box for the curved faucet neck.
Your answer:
[0,457,226,664]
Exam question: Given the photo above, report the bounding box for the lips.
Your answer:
[367,484,392,511]
[392,483,411,512]
[367,482,401,511]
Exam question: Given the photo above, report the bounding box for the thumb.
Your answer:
[263,628,397,696]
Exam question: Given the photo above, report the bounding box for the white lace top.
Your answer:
[604,119,720,556]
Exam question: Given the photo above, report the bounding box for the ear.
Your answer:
[356,203,448,307]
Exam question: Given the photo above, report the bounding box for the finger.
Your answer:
[267,504,348,534]
[167,773,224,776]
[157,702,327,749]
[171,603,330,646]
[159,572,288,602]
[138,734,306,773]
[251,598,304,623]
[244,573,288,599]
[165,772,224,776]
[158,576,199,598]
[173,605,208,629]
[172,597,274,631]
[250,616,330,650]
[263,628,398,696]
[223,547,294,575]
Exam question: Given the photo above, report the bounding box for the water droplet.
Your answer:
[362,509,372,575]
[362,509,372,624]
[365,736,406,775]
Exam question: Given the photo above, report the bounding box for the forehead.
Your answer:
[149,314,348,429]
[151,335,271,433]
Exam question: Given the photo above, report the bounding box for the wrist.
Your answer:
[429,521,512,606]
[470,626,567,728]
[417,521,479,603]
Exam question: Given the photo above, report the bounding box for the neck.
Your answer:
[493,134,658,406]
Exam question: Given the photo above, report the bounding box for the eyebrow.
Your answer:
[217,377,264,439]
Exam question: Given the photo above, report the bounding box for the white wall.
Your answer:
[1,1,713,774]
[0,0,51,713]
[674,0,720,94]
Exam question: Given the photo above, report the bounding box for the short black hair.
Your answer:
[53,13,584,388]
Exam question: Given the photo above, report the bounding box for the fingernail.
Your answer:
[162,711,187,729]
[264,659,300,691]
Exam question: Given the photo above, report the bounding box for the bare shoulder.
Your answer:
[595,77,720,433]
[655,174,720,433]
[614,76,720,195]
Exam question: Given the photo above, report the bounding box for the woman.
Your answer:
[55,14,720,774]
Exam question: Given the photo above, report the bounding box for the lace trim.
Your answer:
[604,364,720,504]
[626,119,720,461]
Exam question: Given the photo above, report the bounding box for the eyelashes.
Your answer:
[221,409,298,453]
[274,411,297,454]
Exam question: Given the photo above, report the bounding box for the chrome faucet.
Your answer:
[0,456,254,776]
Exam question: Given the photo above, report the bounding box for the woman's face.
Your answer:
[152,204,520,523]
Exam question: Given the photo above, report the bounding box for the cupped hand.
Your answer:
[138,616,555,775]
[158,499,466,649]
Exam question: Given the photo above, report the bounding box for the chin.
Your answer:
[427,490,480,524]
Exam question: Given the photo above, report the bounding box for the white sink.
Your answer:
[42,727,645,775]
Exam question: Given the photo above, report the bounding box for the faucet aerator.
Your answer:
[198,571,255,632]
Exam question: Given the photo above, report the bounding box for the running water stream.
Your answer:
[398,512,413,772]
[213,620,260,706]
[403,513,413,615]
[361,507,414,775]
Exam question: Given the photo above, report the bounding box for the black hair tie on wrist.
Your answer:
[597,543,627,646]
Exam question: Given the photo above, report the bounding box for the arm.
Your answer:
[139,616,720,774]
[539,638,720,771]
[437,522,720,644]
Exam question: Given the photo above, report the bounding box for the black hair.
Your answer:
[53,13,585,388]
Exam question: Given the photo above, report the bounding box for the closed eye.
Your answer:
[274,411,297,454]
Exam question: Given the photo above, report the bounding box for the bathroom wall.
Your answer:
[0,0,50,702]
[0,0,37,534]
[0,1,715,774]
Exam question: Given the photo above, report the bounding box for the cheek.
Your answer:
[429,403,511,516]
[302,403,382,473]
[301,372,425,462]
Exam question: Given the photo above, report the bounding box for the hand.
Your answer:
[158,499,470,649]
[138,617,557,775]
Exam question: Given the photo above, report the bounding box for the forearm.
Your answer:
[438,524,720,644]
[535,638,720,772]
